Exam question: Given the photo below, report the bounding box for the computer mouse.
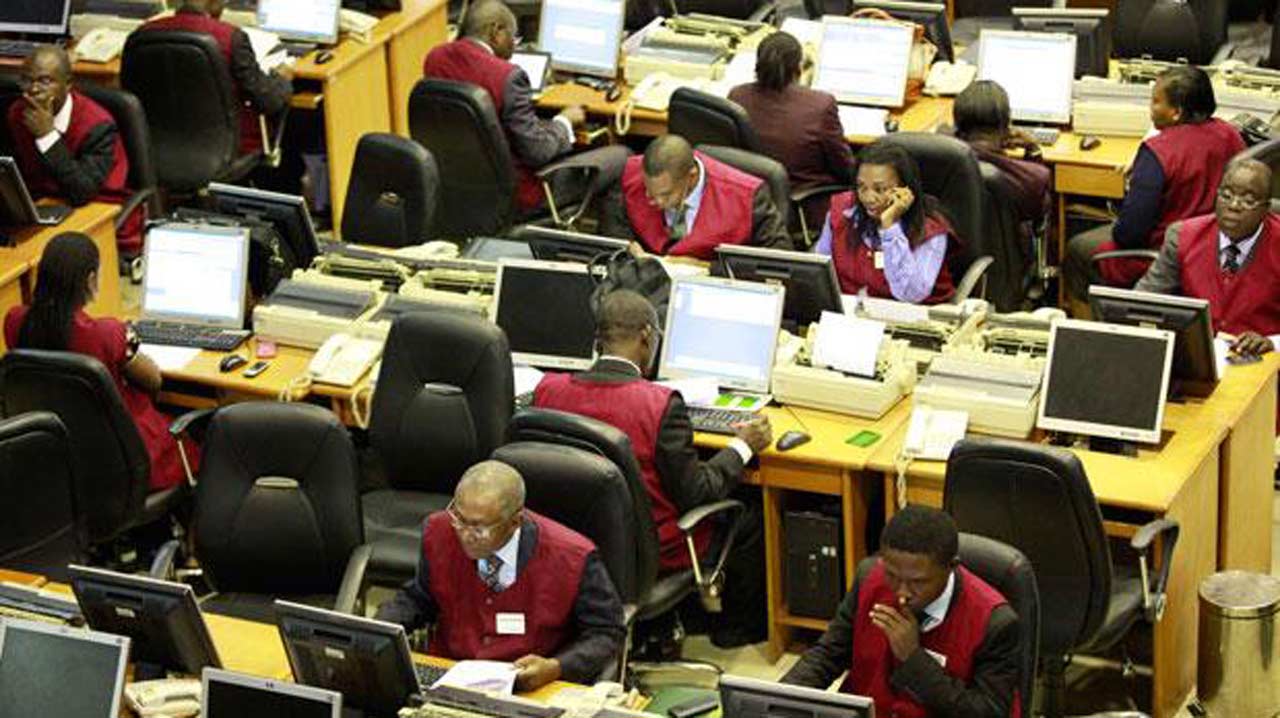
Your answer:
[219,354,248,373]
[884,119,900,133]
[1079,134,1101,151]
[775,430,812,452]
[604,83,622,103]
[315,50,335,65]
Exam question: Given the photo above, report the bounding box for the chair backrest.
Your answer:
[1237,138,1280,199]
[803,0,850,18]
[954,0,1049,17]
[957,532,1039,713]
[0,350,150,546]
[506,408,660,602]
[342,132,440,247]
[669,89,762,154]
[0,74,19,158]
[369,311,514,496]
[120,30,241,193]
[676,0,768,19]
[943,437,1112,659]
[1134,1,1202,63]
[976,160,1031,311]
[194,402,362,595]
[696,144,791,226]
[0,412,86,580]
[76,83,161,216]
[409,78,517,238]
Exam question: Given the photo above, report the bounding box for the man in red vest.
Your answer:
[602,134,792,259]
[5,47,141,253]
[375,461,625,691]
[784,506,1021,718]
[422,0,587,213]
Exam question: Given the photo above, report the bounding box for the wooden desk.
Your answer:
[0,203,121,320]
[385,0,450,137]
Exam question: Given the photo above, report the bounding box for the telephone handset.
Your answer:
[902,405,968,461]
[308,333,382,387]
[124,678,201,718]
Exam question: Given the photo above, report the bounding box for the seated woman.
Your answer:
[3,232,193,491]
[814,141,958,303]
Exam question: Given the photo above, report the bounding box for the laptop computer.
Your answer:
[0,157,71,230]
[202,667,342,718]
[0,616,130,718]
[510,50,552,93]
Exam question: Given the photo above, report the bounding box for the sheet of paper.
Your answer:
[139,344,200,371]
[861,296,929,324]
[837,105,888,138]
[436,660,517,695]
[656,376,721,407]
[780,17,822,46]
[1213,337,1230,380]
[513,365,545,397]
[722,51,757,88]
[811,310,884,378]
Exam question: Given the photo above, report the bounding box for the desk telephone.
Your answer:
[308,332,382,386]
[924,61,976,97]
[124,678,201,718]
[902,405,968,461]
[75,27,129,63]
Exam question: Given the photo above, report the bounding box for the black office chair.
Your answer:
[669,89,762,154]
[341,133,440,247]
[0,412,87,581]
[943,437,1180,718]
[696,144,792,234]
[0,74,19,158]
[978,159,1044,310]
[1236,138,1280,201]
[408,78,630,238]
[361,311,514,582]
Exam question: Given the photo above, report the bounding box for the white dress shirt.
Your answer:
[35,93,73,154]
[919,570,956,634]
[663,158,707,237]
[477,525,521,592]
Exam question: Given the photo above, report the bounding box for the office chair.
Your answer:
[361,311,514,582]
[0,412,87,581]
[0,75,18,158]
[978,159,1044,310]
[695,144,792,236]
[408,79,630,238]
[76,84,163,257]
[1237,138,1280,200]
[943,437,1180,718]
[669,89,763,154]
[953,0,1050,16]
[341,133,440,247]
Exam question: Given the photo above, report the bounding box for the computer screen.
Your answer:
[0,157,41,227]
[1012,7,1111,79]
[142,224,250,328]
[518,225,629,264]
[203,668,342,718]
[0,617,129,717]
[713,245,841,330]
[977,30,1077,124]
[719,674,874,718]
[511,51,552,92]
[658,276,785,394]
[537,0,625,78]
[0,0,72,36]
[814,17,914,108]
[1088,286,1218,398]
[207,183,321,274]
[851,0,953,63]
[256,0,341,44]
[1037,318,1174,445]
[493,259,597,370]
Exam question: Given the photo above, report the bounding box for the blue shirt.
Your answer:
[815,205,949,303]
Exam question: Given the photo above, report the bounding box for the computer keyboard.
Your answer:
[133,321,250,351]
[0,584,82,624]
[688,407,757,435]
[1015,125,1061,146]
[0,39,42,59]
[414,662,449,689]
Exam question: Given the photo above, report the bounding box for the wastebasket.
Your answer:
[1196,570,1280,717]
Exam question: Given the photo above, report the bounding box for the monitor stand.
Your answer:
[1166,380,1187,404]
[1086,435,1139,457]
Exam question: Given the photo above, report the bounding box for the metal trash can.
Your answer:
[1197,571,1280,717]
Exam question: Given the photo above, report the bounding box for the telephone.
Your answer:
[124,678,201,718]
[630,73,694,112]
[902,405,968,461]
[339,8,380,42]
[924,61,976,97]
[74,27,129,63]
[308,333,383,386]
[1229,112,1275,146]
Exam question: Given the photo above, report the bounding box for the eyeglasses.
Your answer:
[446,499,518,541]
[17,75,59,90]
[1218,189,1266,210]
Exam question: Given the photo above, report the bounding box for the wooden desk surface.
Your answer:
[0,202,121,317]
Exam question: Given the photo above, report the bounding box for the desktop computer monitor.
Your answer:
[658,275,785,394]
[978,30,1077,125]
[719,674,875,718]
[814,16,915,108]
[0,0,72,36]
[519,226,629,264]
[0,156,44,228]
[1037,318,1174,445]
[141,224,251,329]
[0,617,130,717]
[1088,286,1219,398]
[203,668,342,718]
[69,565,222,676]
[851,0,953,63]
[713,244,841,330]
[494,259,597,370]
[256,0,341,44]
[1012,7,1111,79]
[207,183,321,273]
[537,0,625,78]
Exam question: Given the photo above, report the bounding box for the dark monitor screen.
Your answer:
[518,226,628,265]
[207,183,321,275]
[204,669,341,718]
[0,0,72,35]
[1089,286,1218,397]
[0,618,129,717]
[719,674,875,718]
[1012,7,1111,78]
[713,244,842,330]
[0,157,40,227]
[494,260,597,370]
[851,0,953,63]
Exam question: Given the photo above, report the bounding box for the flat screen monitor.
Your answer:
[977,30,1076,125]
[0,157,42,227]
[537,0,625,78]
[69,565,221,676]
[1088,285,1219,398]
[1037,318,1174,445]
[256,0,341,44]
[658,275,785,394]
[719,674,875,718]
[851,0,953,63]
[203,667,342,718]
[493,259,597,370]
[713,244,841,330]
[274,600,419,718]
[511,50,552,92]
[0,0,72,36]
[1012,7,1111,78]
[815,16,914,108]
[207,182,321,273]
[141,224,250,329]
[0,617,130,718]
[518,226,629,264]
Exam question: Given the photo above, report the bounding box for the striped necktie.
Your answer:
[479,554,503,592]
[1222,243,1242,274]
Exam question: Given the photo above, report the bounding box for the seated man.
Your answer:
[783,506,1021,718]
[602,134,792,259]
[375,461,625,691]
[422,0,586,213]
[1136,158,1280,357]
[5,46,140,253]
[533,289,771,646]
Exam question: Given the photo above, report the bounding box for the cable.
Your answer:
[614,98,635,137]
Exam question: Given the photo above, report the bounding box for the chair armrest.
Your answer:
[1090,249,1158,265]
[169,407,217,439]
[622,603,638,628]
[538,146,631,229]
[748,0,778,23]
[953,255,994,303]
[1132,518,1179,622]
[677,500,745,613]
[676,499,744,533]
[114,188,157,234]
[334,543,374,615]
[148,538,181,579]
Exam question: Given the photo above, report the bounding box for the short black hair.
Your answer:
[755,31,802,92]
[595,289,658,345]
[642,134,695,178]
[953,80,1010,139]
[1158,65,1216,124]
[880,505,959,567]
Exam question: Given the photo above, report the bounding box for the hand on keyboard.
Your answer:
[733,415,773,453]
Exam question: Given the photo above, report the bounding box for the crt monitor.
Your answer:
[0,0,72,36]
[493,259,597,370]
[274,600,418,718]
[977,30,1077,125]
[713,244,841,330]
[1036,318,1175,445]
[142,224,251,329]
[1088,285,1219,398]
[815,16,915,108]
[1012,7,1112,79]
[851,0,953,63]
[0,617,130,717]
[719,674,875,718]
[519,226,629,264]
[256,0,342,44]
[538,0,625,78]
[207,182,321,273]
[0,157,42,227]
[203,668,342,718]
[69,565,221,677]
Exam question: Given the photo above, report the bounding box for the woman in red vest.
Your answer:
[814,141,958,304]
[3,234,194,491]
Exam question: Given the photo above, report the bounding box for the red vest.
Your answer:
[139,11,262,155]
[6,91,142,253]
[1178,212,1280,337]
[533,372,712,571]
[621,151,761,260]
[827,191,957,304]
[424,510,592,662]
[848,563,1019,718]
[423,39,544,212]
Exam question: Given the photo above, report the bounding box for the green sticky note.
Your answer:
[738,395,761,409]
[846,430,881,447]
[715,394,735,407]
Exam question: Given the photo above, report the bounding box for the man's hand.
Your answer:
[1003,127,1040,154]
[869,601,920,662]
[22,93,55,138]
[732,416,773,454]
[273,64,295,83]
[1232,331,1274,357]
[513,655,562,692]
[559,105,587,127]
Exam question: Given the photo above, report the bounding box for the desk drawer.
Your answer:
[1056,164,1125,198]
[763,462,844,495]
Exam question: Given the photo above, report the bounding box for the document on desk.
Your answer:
[811,310,884,378]
[436,660,518,695]
[139,344,200,371]
[838,105,888,138]
[657,376,721,407]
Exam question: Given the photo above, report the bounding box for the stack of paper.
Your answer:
[837,105,888,138]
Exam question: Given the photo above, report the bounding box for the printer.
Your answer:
[913,352,1043,438]
[771,329,916,419]
[854,300,986,376]
[252,272,382,349]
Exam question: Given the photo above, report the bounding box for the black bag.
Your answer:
[588,248,672,320]
[170,208,288,297]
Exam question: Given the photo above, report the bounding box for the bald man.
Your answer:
[376,461,625,691]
